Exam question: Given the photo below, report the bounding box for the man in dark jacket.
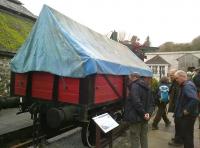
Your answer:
[168,69,183,146]
[192,68,200,129]
[174,70,199,148]
[168,69,180,113]
[124,73,154,148]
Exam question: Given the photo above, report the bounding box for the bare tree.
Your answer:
[143,36,151,47]
[131,35,138,44]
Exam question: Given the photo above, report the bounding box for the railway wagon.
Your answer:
[11,72,126,147]
[10,5,152,147]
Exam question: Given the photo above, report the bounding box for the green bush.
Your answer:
[151,77,159,94]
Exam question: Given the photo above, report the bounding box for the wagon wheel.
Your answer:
[81,120,96,147]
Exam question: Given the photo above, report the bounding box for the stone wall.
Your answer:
[0,55,11,96]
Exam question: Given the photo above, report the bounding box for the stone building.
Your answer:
[0,51,14,96]
[0,0,36,96]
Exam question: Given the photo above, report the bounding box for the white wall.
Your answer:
[146,51,200,71]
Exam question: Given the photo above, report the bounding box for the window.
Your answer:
[152,66,158,74]
[160,66,165,76]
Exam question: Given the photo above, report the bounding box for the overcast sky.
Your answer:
[20,0,200,46]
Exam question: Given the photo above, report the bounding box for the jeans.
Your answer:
[129,121,148,148]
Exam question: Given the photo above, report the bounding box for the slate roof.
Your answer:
[0,0,36,20]
[176,53,200,60]
[145,55,169,64]
[7,0,21,5]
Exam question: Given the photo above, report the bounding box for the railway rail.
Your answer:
[0,121,128,148]
[0,125,33,148]
[0,124,77,148]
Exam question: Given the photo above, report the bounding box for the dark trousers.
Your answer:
[129,121,148,148]
[153,103,170,126]
[176,116,196,148]
[174,117,183,143]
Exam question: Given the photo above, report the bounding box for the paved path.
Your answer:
[46,113,200,148]
[113,113,200,148]
[0,108,32,135]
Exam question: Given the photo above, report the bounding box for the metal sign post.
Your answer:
[108,131,113,148]
[95,124,113,148]
[93,113,119,148]
[95,126,101,148]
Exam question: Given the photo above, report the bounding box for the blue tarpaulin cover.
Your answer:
[11,5,152,78]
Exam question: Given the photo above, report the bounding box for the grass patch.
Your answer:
[0,11,34,52]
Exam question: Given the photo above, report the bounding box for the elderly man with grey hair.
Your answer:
[124,72,154,148]
[168,69,184,146]
[173,70,199,148]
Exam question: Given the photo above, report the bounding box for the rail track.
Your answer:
[0,125,33,148]
[0,121,128,148]
[0,124,77,148]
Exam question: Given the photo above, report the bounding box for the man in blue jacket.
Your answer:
[124,72,154,148]
[174,70,199,148]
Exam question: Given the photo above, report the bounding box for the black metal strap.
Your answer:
[52,75,59,103]
[102,75,121,98]
[32,104,40,147]
[10,72,15,96]
[26,72,32,99]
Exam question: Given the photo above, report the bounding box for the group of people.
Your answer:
[123,69,200,148]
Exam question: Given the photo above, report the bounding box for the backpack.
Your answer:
[159,85,169,103]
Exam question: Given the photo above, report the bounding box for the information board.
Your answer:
[92,113,119,133]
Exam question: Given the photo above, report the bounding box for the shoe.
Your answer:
[168,141,183,146]
[165,121,171,127]
[152,125,159,130]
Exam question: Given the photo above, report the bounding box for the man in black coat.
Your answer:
[124,72,154,148]
[192,68,200,129]
[168,69,183,146]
